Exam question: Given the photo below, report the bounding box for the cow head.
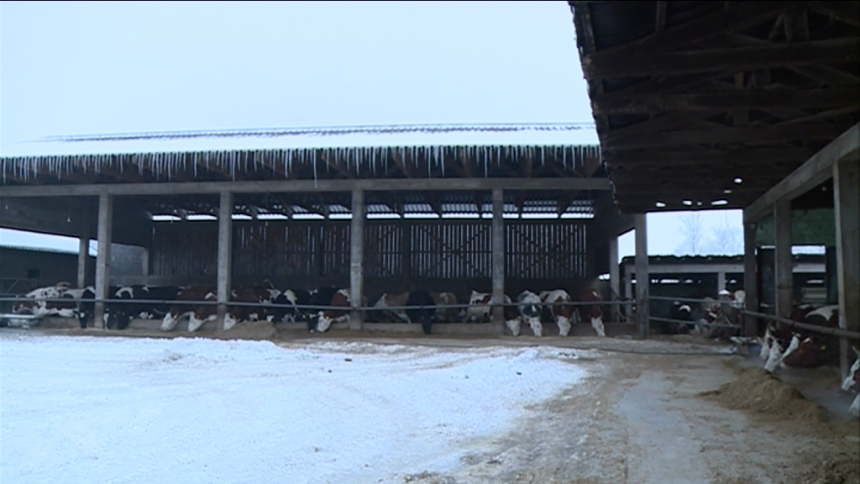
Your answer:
[764,332,801,373]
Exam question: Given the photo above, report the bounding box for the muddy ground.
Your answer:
[12,325,860,484]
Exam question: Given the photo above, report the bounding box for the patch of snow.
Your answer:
[0,334,588,483]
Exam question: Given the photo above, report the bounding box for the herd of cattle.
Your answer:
[6,280,859,416]
[7,282,607,337]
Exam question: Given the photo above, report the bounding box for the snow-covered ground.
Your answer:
[0,332,588,484]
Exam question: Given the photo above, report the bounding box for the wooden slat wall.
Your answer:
[150,219,592,284]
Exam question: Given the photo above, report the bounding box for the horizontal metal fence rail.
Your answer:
[0,297,638,317]
[648,315,742,330]
[741,309,860,340]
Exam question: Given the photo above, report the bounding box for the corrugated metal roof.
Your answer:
[2,123,599,157]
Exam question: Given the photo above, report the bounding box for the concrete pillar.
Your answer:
[774,201,793,318]
[609,235,619,322]
[216,191,233,331]
[743,222,759,336]
[93,194,113,329]
[634,214,649,338]
[77,222,91,288]
[491,189,505,334]
[349,189,365,330]
[834,155,860,381]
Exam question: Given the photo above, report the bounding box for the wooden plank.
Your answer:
[594,87,859,115]
[809,1,860,27]
[605,147,814,167]
[634,214,649,338]
[774,201,793,319]
[216,191,233,331]
[833,155,860,382]
[0,177,611,197]
[581,1,806,59]
[93,194,113,330]
[491,189,505,334]
[605,122,845,150]
[584,38,860,79]
[744,123,860,222]
[350,189,365,330]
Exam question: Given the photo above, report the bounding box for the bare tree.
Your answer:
[704,224,743,255]
[674,212,705,255]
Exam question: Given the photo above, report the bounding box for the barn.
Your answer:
[570,0,859,378]
[0,124,637,335]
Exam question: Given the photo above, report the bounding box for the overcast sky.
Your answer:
[0,1,744,259]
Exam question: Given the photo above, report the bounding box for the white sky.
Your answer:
[1,334,589,483]
[0,1,744,259]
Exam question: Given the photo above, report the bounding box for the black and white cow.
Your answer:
[515,290,543,337]
[405,289,436,335]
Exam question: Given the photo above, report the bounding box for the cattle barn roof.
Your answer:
[570,1,860,214]
[0,123,610,220]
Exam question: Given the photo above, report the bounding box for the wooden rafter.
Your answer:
[585,38,859,79]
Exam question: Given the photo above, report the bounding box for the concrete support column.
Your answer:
[634,214,649,339]
[774,201,793,318]
[93,194,113,329]
[834,155,860,381]
[77,221,91,289]
[743,222,759,337]
[349,189,365,330]
[609,235,619,322]
[491,189,505,335]
[216,191,233,331]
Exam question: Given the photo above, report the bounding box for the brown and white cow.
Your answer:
[161,286,216,332]
[763,304,839,373]
[373,291,411,323]
[541,289,574,337]
[315,288,351,333]
[577,288,606,337]
[430,291,459,322]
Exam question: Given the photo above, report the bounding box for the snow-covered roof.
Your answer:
[2,123,598,157]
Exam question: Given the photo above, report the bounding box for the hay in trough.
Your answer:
[701,367,824,422]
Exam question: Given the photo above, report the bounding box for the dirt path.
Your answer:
[400,352,859,484]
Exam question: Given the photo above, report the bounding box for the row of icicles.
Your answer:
[0,144,601,182]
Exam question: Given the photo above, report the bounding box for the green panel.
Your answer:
[755,208,835,246]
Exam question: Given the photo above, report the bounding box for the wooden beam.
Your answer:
[603,121,844,149]
[349,189,365,330]
[774,201,793,319]
[585,1,806,59]
[1,177,612,197]
[584,38,860,79]
[809,1,860,27]
[833,154,860,381]
[93,193,113,330]
[744,123,860,222]
[594,87,859,115]
[604,111,725,140]
[655,1,667,31]
[605,147,815,167]
[216,191,233,331]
